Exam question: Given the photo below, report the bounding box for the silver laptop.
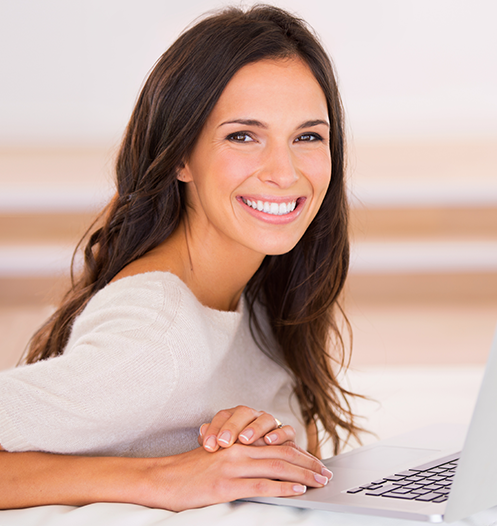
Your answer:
[248,326,497,523]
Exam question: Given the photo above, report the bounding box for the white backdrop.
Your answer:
[1,0,496,147]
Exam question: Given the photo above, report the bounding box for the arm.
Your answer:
[0,448,139,509]
[0,440,328,511]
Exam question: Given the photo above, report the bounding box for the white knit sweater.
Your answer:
[0,272,306,457]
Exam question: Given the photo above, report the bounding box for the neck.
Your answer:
[144,218,264,312]
[181,217,264,311]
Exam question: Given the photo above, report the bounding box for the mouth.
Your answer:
[241,197,300,216]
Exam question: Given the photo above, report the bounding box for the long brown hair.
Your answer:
[25,5,364,454]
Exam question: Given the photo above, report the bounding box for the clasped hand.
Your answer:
[180,405,333,500]
[140,406,332,511]
[198,405,300,451]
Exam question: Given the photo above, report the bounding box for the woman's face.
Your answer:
[179,57,331,259]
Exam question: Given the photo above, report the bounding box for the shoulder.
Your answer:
[88,271,184,308]
[67,272,191,344]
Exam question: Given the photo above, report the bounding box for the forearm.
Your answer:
[0,451,150,510]
[0,438,330,511]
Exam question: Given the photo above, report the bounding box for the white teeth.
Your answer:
[242,198,297,215]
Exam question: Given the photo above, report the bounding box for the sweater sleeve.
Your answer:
[0,275,180,455]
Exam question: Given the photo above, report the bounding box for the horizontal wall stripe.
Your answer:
[1,242,496,276]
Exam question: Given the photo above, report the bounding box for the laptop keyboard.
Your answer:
[345,453,460,504]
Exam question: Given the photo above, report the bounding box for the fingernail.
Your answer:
[239,428,254,442]
[205,436,217,451]
[322,467,333,479]
[265,433,278,444]
[293,484,307,494]
[314,473,328,485]
[199,424,207,437]
[218,431,231,445]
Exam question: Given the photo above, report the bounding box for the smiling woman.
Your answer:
[0,4,363,511]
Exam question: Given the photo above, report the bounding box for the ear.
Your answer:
[177,162,193,183]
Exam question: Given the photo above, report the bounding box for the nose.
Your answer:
[258,142,299,189]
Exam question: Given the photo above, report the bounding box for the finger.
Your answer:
[248,437,270,447]
[228,453,329,489]
[279,440,333,479]
[242,443,332,482]
[237,412,283,446]
[263,424,296,445]
[221,478,308,500]
[215,406,263,448]
[197,423,208,446]
[202,409,234,451]
[246,439,333,481]
[259,458,329,488]
[248,437,327,468]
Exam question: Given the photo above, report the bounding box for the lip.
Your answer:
[240,194,302,204]
[236,195,306,224]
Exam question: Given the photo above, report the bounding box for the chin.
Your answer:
[260,240,301,257]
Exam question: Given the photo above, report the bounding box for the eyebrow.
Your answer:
[219,119,268,129]
[219,118,330,129]
[297,119,330,130]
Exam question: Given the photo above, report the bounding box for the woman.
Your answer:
[0,4,363,511]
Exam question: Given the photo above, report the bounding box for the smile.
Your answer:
[241,198,297,216]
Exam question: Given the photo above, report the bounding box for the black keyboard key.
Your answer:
[390,480,414,486]
[365,484,400,496]
[405,475,425,482]
[347,487,365,494]
[381,492,418,500]
[423,484,444,491]
[411,488,432,495]
[402,484,423,490]
[433,495,449,503]
[390,486,413,494]
[433,488,451,495]
[415,492,445,502]
[383,475,407,482]
[426,467,449,473]
[423,484,443,491]
[425,475,446,482]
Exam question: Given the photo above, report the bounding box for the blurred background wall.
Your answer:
[1,0,496,371]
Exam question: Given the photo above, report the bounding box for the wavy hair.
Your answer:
[25,4,364,454]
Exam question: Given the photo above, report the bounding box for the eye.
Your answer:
[295,133,323,142]
[227,132,254,143]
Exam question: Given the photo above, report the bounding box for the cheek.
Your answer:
[214,151,260,190]
[303,153,332,197]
